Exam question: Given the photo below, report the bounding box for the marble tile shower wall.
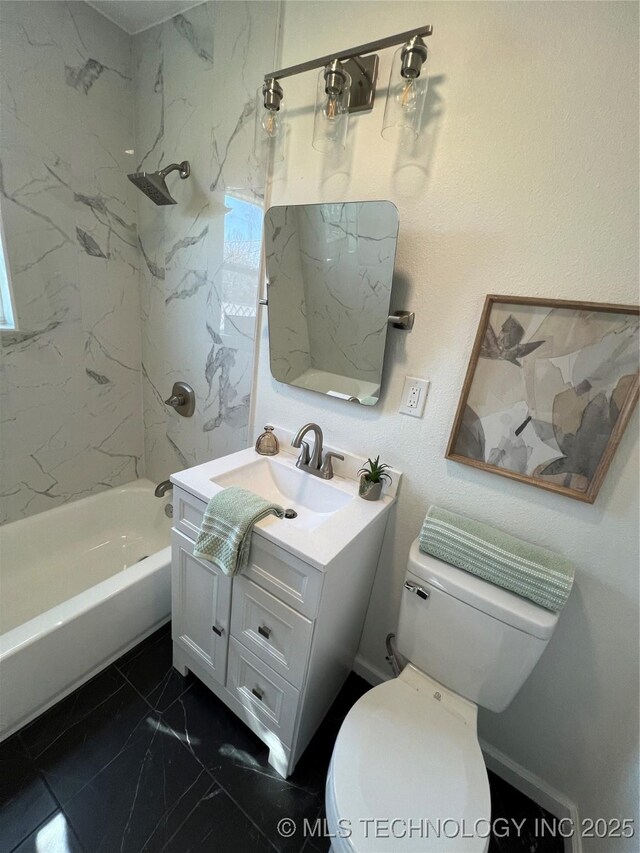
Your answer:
[135,2,276,483]
[0,1,277,523]
[0,1,142,524]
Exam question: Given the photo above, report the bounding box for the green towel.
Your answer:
[419,506,574,613]
[194,487,284,576]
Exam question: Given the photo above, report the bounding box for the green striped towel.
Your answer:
[419,506,574,612]
[194,487,284,576]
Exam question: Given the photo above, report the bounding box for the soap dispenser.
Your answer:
[255,425,279,456]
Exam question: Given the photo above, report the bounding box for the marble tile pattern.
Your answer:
[265,202,398,389]
[264,207,312,383]
[0,1,143,524]
[0,623,564,853]
[135,2,276,483]
[0,1,275,522]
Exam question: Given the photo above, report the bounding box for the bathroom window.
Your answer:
[0,208,16,330]
[220,193,261,335]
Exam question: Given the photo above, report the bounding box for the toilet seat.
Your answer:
[325,667,491,852]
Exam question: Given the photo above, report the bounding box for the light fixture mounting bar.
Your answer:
[264,25,433,82]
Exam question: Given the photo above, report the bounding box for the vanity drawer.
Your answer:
[231,576,313,688]
[245,536,323,619]
[227,637,300,745]
[173,487,207,541]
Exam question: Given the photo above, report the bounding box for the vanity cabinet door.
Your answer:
[171,530,231,686]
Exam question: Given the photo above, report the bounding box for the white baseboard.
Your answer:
[479,741,581,853]
[353,653,392,686]
[352,655,580,853]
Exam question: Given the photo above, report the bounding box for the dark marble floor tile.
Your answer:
[300,804,331,853]
[322,673,372,721]
[487,770,563,853]
[157,782,275,853]
[301,841,329,853]
[116,626,191,713]
[12,809,85,853]
[62,712,221,853]
[20,666,128,760]
[162,678,319,853]
[115,622,171,669]
[1,619,561,853]
[0,735,57,852]
[25,672,151,805]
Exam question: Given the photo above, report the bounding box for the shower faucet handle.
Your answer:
[164,381,195,418]
[165,393,185,407]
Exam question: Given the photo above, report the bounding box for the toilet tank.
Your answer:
[397,539,560,712]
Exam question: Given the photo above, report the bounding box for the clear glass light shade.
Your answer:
[254,86,286,164]
[312,66,351,153]
[381,46,429,143]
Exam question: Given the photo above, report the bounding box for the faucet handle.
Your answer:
[295,440,311,468]
[320,451,344,480]
[165,394,185,408]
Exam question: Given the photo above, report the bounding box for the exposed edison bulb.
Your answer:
[381,40,429,143]
[396,78,418,112]
[323,93,340,122]
[312,63,350,152]
[261,108,279,138]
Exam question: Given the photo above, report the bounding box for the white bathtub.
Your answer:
[0,479,172,741]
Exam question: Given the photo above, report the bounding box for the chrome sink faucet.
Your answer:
[291,423,344,480]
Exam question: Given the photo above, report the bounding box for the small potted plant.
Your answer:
[358,456,393,501]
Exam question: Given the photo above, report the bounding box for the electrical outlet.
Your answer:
[399,376,430,417]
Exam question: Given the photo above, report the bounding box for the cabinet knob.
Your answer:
[252,686,264,701]
[257,625,271,640]
[212,625,224,636]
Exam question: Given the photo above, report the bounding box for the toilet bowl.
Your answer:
[326,666,490,852]
[325,538,560,852]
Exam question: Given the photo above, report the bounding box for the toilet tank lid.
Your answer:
[408,539,559,640]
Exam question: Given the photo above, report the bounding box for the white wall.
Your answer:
[252,1,639,842]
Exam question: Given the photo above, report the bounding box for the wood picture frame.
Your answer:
[446,295,639,503]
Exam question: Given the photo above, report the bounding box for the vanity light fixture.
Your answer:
[312,60,351,152]
[254,77,286,162]
[260,25,433,158]
[381,35,429,143]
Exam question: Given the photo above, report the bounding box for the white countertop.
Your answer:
[170,444,398,570]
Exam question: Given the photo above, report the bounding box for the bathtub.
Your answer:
[0,479,172,741]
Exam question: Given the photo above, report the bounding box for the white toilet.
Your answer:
[325,538,559,852]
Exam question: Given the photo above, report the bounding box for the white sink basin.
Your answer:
[211,457,352,531]
[171,445,399,568]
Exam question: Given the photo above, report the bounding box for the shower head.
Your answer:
[127,160,190,205]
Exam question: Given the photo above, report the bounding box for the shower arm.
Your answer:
[160,161,190,180]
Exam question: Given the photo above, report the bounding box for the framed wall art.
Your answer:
[446,295,639,503]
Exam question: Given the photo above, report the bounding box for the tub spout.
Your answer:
[155,480,173,498]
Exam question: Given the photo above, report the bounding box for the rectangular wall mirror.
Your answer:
[264,201,399,406]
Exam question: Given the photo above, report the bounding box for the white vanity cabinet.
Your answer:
[170,482,391,778]
[171,531,231,687]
